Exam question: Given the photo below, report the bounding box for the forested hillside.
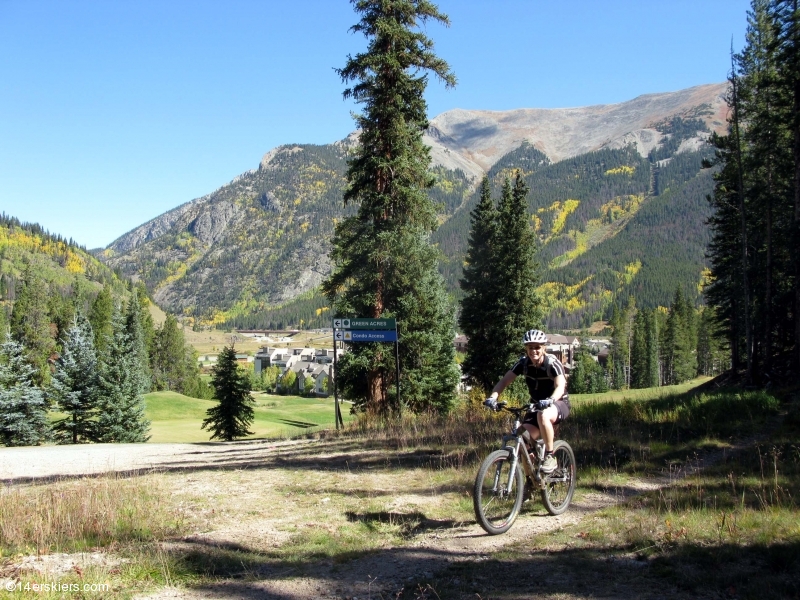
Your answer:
[102,142,471,329]
[0,213,127,322]
[434,117,716,329]
[98,86,725,331]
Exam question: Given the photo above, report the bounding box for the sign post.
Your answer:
[331,317,401,415]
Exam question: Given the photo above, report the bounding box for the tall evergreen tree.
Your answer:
[124,295,151,394]
[706,0,798,383]
[459,177,502,390]
[661,289,696,385]
[49,315,100,444]
[490,173,544,379]
[202,345,254,441]
[10,267,55,385]
[630,308,661,389]
[96,308,150,443]
[321,0,459,415]
[0,335,49,446]
[89,284,114,353]
[630,309,649,389]
[645,308,661,387]
[152,314,187,391]
[609,298,635,389]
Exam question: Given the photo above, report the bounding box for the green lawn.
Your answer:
[145,391,353,443]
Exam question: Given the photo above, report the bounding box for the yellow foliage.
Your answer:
[315,306,330,316]
[435,178,455,194]
[294,198,302,206]
[605,165,635,176]
[300,222,310,232]
[551,199,580,236]
[64,254,85,274]
[698,268,713,292]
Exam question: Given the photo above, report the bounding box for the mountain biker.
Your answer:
[483,329,570,473]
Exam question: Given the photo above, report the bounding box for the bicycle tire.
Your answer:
[540,440,576,515]
[473,449,524,535]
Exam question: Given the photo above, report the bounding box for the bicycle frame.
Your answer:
[495,406,569,493]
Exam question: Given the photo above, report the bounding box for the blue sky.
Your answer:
[1,0,751,249]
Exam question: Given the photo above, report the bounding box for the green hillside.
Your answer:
[0,213,128,319]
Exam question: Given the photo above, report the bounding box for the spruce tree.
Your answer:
[49,315,100,444]
[124,295,151,394]
[459,177,502,390]
[202,345,254,441]
[630,309,649,389]
[645,308,661,388]
[661,289,696,385]
[96,307,150,443]
[152,314,188,391]
[89,284,113,353]
[322,0,459,415]
[10,267,55,386]
[491,174,543,376]
[0,335,49,446]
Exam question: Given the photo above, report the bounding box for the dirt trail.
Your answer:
[1,439,696,599]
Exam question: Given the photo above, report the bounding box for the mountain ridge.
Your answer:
[98,83,728,329]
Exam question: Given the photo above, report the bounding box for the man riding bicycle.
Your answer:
[484,329,570,473]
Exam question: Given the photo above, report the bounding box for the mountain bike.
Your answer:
[473,402,576,535]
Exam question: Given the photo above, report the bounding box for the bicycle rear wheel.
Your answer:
[473,449,524,535]
[540,440,576,515]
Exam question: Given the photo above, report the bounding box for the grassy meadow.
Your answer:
[145,391,353,443]
[4,379,799,599]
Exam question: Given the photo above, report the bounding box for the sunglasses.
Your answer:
[525,344,544,351]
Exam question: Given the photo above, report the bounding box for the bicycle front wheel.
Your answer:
[540,440,576,515]
[473,449,524,535]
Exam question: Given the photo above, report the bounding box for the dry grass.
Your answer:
[0,473,191,555]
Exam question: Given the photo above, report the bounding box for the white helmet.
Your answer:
[522,329,547,345]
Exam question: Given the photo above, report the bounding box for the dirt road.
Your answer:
[2,439,685,599]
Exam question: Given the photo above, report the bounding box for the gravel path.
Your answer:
[0,439,310,483]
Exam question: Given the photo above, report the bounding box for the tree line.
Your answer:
[0,267,209,446]
[706,0,800,385]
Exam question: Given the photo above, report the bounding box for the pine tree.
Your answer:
[645,308,661,387]
[630,308,661,389]
[202,345,254,441]
[0,335,49,446]
[49,315,100,444]
[95,308,150,443]
[661,289,696,385]
[491,174,543,377]
[321,0,459,415]
[459,177,502,390]
[152,314,188,391]
[89,284,114,353]
[124,295,151,394]
[10,267,55,385]
[569,348,608,393]
[609,298,635,389]
[630,309,648,389]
